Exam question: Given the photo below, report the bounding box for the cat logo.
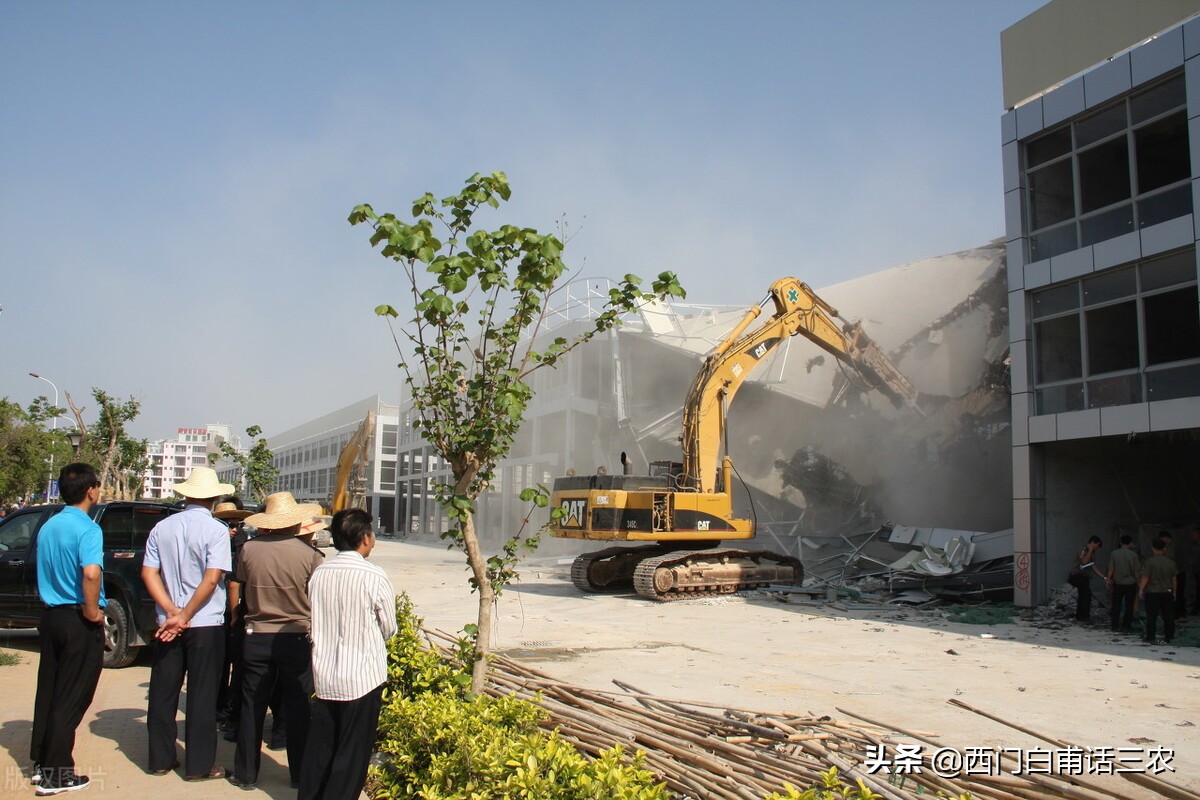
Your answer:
[696,520,710,531]
[752,343,769,359]
[560,499,587,528]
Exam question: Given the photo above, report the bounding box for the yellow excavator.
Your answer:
[327,409,375,514]
[549,277,921,600]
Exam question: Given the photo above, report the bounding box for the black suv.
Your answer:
[0,501,184,668]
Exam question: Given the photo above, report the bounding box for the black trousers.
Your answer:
[1176,573,1188,616]
[1110,583,1136,631]
[30,606,104,773]
[1144,591,1176,642]
[297,686,384,800]
[234,632,313,784]
[147,625,224,775]
[218,616,244,720]
[1070,574,1092,619]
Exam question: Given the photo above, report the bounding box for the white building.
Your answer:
[141,427,213,500]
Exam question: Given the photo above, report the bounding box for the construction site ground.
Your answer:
[0,537,1196,799]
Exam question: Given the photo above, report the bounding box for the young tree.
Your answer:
[351,171,684,691]
[65,389,147,499]
[216,424,280,502]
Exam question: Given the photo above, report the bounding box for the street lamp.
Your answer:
[66,429,83,457]
[29,372,59,501]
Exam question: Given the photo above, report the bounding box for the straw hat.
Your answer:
[213,502,252,521]
[171,467,235,499]
[244,492,323,532]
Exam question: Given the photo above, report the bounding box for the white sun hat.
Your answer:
[171,467,235,499]
[244,492,323,532]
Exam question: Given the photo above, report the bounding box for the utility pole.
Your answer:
[29,372,59,501]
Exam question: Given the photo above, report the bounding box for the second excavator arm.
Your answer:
[680,277,919,494]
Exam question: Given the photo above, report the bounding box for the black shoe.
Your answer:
[267,737,287,751]
[35,772,90,795]
[226,773,257,791]
[223,728,238,743]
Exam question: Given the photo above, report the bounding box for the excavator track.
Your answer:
[632,548,803,601]
[570,545,669,592]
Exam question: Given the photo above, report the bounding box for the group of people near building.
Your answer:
[29,464,396,798]
[1069,529,1198,644]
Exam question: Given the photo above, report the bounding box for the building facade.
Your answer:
[1003,0,1200,604]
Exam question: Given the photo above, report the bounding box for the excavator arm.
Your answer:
[329,409,376,513]
[680,277,919,493]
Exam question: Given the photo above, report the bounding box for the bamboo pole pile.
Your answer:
[422,630,1182,800]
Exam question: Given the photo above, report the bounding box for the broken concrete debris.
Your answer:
[774,522,1015,608]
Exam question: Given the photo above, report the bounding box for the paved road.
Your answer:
[1,536,1196,798]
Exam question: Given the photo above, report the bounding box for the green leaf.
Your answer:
[375,304,400,318]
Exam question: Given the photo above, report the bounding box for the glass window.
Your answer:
[1144,286,1200,365]
[1141,250,1197,291]
[1027,127,1072,168]
[1075,103,1127,147]
[1078,138,1131,213]
[99,509,133,549]
[1087,374,1142,408]
[0,512,43,552]
[1030,223,1078,262]
[1083,267,1135,306]
[1037,383,1085,414]
[1080,204,1134,247]
[1147,362,1200,401]
[1032,283,1080,318]
[1035,316,1083,383]
[1138,184,1193,229]
[1085,301,1139,374]
[1131,75,1185,124]
[1023,71,1189,257]
[1135,112,1190,193]
[1028,160,1075,230]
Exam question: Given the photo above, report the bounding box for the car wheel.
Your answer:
[102,599,137,669]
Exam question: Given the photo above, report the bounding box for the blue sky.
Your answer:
[1,1,1045,441]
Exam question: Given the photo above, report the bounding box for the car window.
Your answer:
[0,512,43,553]
[132,506,173,547]
[98,508,133,549]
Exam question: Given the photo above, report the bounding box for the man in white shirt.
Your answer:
[297,508,396,800]
[141,467,233,781]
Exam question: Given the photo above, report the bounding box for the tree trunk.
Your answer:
[459,510,495,694]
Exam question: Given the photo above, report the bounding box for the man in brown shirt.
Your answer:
[227,493,325,791]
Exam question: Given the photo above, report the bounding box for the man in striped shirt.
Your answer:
[297,508,396,800]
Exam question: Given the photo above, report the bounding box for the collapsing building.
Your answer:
[379,241,1016,603]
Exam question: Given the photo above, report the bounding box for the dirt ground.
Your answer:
[0,536,1195,799]
[388,538,1200,798]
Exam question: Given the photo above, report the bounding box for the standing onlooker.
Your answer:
[30,463,106,795]
[1067,536,1105,622]
[1140,537,1178,645]
[1159,531,1186,621]
[298,509,396,800]
[213,499,252,731]
[1106,535,1140,633]
[141,467,233,781]
[228,492,325,791]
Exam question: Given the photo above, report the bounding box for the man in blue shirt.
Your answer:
[30,463,106,796]
[141,467,233,782]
